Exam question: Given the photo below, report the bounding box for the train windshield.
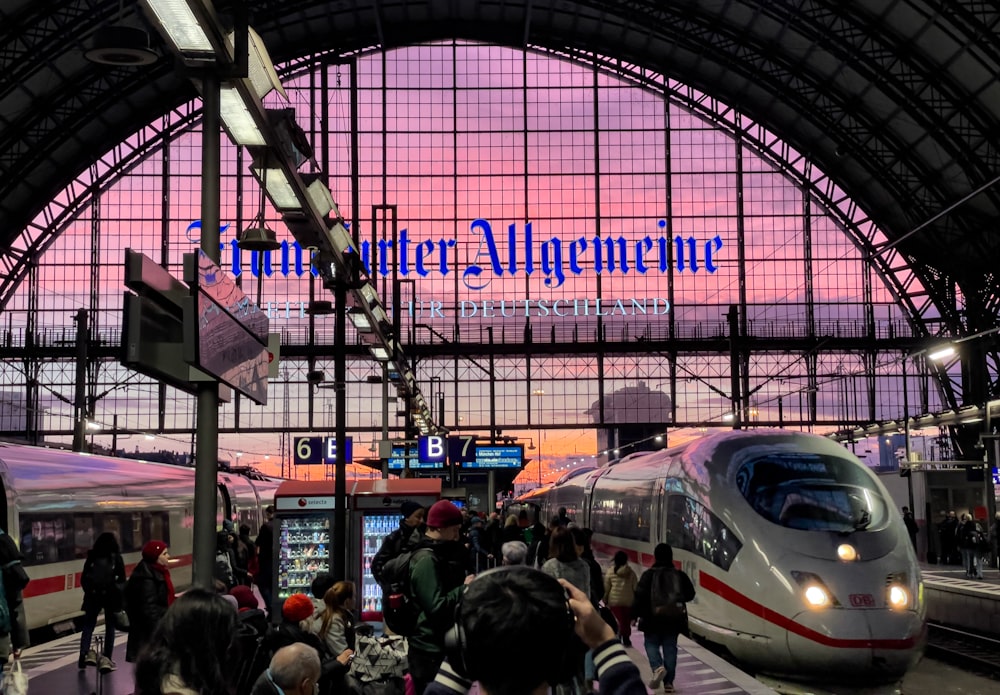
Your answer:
[736,452,888,532]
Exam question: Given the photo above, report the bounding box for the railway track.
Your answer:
[926,622,1000,678]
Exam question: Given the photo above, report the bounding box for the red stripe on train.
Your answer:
[590,538,919,651]
[697,572,921,650]
[22,553,194,599]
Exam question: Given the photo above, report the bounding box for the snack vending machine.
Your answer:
[272,481,337,616]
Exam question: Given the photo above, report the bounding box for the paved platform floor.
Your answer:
[4,628,774,695]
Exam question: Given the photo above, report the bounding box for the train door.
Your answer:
[218,483,233,527]
[0,471,8,534]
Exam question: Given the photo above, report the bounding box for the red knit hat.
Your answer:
[426,500,463,529]
[141,540,167,562]
[230,585,258,611]
[282,593,315,622]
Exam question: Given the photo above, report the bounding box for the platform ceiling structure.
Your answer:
[1,1,999,386]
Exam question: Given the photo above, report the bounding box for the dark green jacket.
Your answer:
[408,539,467,654]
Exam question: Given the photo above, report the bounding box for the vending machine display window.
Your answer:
[278,516,331,600]
[359,513,402,621]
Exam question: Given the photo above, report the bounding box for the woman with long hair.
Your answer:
[78,532,127,672]
[604,550,638,647]
[134,588,239,695]
[305,581,356,657]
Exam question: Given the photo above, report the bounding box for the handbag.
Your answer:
[349,628,408,682]
[112,609,130,632]
[5,656,28,695]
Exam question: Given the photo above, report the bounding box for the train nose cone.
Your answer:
[784,609,924,684]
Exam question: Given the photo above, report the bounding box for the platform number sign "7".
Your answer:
[448,435,478,463]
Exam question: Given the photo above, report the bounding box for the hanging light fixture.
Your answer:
[85,0,158,66]
[238,172,281,305]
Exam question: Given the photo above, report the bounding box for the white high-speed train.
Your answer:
[0,442,279,632]
[515,429,925,687]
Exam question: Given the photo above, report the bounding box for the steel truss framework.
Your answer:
[0,41,977,463]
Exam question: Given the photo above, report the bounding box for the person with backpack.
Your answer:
[78,532,126,673]
[371,501,426,585]
[405,500,472,693]
[633,543,695,694]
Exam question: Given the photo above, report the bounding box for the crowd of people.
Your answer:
[0,500,702,694]
[929,508,1000,578]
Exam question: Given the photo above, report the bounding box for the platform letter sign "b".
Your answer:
[419,435,447,465]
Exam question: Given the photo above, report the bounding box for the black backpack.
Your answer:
[233,620,273,695]
[379,547,432,636]
[649,568,684,619]
[83,554,118,595]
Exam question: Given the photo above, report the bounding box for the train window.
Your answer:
[665,496,742,571]
[97,514,124,551]
[735,452,889,532]
[144,512,171,547]
[19,514,74,566]
[74,515,96,558]
[590,478,655,542]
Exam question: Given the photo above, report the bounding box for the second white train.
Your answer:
[516,429,925,687]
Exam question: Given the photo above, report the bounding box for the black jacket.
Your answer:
[80,550,127,612]
[124,560,170,662]
[634,564,695,635]
[266,621,349,693]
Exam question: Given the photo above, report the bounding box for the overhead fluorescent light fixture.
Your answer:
[369,345,391,361]
[252,166,300,210]
[219,85,266,146]
[348,308,373,332]
[327,221,357,256]
[227,26,288,100]
[141,0,215,57]
[927,346,955,361]
[307,180,336,218]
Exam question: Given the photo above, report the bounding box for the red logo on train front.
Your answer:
[849,593,875,607]
[298,498,307,507]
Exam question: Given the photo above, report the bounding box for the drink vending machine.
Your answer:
[351,478,441,623]
[270,478,442,622]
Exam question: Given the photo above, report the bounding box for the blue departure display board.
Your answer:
[462,445,524,469]
[387,444,444,470]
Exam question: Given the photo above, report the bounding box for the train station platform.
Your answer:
[922,562,1000,635]
[6,628,774,695]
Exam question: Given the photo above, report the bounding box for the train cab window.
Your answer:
[665,496,742,571]
[735,452,889,532]
[19,514,74,566]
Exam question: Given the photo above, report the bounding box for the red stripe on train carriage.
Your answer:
[21,553,194,599]
[590,538,920,650]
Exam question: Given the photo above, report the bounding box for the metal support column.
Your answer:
[193,73,221,590]
[334,281,347,581]
[72,308,88,452]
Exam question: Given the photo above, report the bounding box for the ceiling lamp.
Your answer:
[85,25,158,65]
[85,1,157,66]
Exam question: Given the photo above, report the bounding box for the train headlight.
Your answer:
[837,544,858,561]
[804,585,831,608]
[888,584,910,610]
[791,570,840,609]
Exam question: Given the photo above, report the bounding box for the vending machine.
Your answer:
[270,478,442,621]
[350,479,441,623]
[272,481,338,616]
